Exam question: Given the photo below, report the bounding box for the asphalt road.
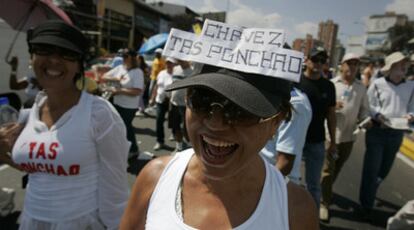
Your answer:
[1,113,413,229]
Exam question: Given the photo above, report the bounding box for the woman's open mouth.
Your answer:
[44,68,64,79]
[201,135,239,165]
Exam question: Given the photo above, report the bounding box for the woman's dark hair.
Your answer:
[128,55,139,70]
[121,48,139,70]
[138,55,148,71]
[280,99,293,122]
[73,59,85,88]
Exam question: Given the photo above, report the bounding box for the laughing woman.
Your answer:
[11,21,129,230]
[120,63,318,229]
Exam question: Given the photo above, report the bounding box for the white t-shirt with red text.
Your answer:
[12,91,130,229]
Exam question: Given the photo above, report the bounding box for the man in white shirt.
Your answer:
[359,52,414,220]
[169,60,193,153]
[260,87,312,184]
[320,53,369,221]
[150,57,176,150]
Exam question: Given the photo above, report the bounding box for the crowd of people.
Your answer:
[0,18,413,230]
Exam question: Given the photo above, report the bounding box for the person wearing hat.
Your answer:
[149,57,176,150]
[359,51,414,218]
[319,53,370,221]
[9,20,130,229]
[168,59,193,153]
[102,48,144,159]
[120,24,318,230]
[296,46,337,210]
[148,48,166,98]
[260,43,312,184]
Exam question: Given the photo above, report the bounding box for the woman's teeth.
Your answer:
[46,69,63,77]
[202,135,236,147]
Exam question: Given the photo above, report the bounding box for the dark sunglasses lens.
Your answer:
[32,45,80,61]
[32,45,53,56]
[311,57,326,64]
[187,88,260,125]
[187,88,211,113]
[223,104,260,125]
[61,50,81,62]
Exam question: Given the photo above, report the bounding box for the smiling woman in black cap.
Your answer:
[121,23,318,229]
[10,20,129,230]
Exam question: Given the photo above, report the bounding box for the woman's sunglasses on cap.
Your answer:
[31,44,82,62]
[186,88,280,126]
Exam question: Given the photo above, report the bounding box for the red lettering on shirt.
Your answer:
[36,143,46,159]
[48,143,58,160]
[69,165,80,175]
[44,164,55,174]
[36,163,44,172]
[20,163,28,171]
[57,165,68,176]
[29,142,37,159]
[19,162,80,176]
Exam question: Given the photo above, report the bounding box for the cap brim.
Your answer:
[165,73,283,118]
[30,35,83,54]
[310,51,328,58]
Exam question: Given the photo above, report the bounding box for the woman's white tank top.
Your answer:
[146,149,289,230]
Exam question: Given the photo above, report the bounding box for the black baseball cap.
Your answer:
[309,46,328,59]
[28,20,88,55]
[165,64,292,118]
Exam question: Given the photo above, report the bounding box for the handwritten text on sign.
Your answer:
[163,28,303,82]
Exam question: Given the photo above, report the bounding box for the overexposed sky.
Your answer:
[148,0,414,45]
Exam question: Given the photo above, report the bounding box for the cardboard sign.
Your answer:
[163,20,304,82]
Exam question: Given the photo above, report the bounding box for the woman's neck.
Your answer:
[389,74,403,84]
[44,88,81,111]
[190,154,265,186]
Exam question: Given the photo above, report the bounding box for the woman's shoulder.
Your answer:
[140,156,173,181]
[90,95,115,112]
[120,155,173,229]
[89,95,123,129]
[287,182,318,230]
[129,67,144,76]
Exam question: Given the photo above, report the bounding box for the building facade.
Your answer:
[292,34,324,58]
[365,11,409,58]
[318,20,339,66]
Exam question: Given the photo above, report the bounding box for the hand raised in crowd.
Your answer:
[7,56,18,69]
[0,123,24,155]
[0,123,24,171]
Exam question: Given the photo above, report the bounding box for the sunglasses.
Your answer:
[186,88,279,126]
[31,44,81,62]
[311,56,327,64]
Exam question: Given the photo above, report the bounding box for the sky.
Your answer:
[147,0,414,46]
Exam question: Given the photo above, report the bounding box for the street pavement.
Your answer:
[1,113,413,229]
